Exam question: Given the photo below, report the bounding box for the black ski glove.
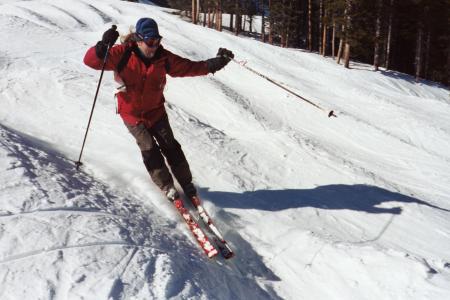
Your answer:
[95,25,119,59]
[206,48,234,74]
[217,48,234,60]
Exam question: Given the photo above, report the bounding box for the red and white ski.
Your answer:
[173,198,218,258]
[189,196,234,259]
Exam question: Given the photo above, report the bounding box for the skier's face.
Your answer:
[137,38,160,58]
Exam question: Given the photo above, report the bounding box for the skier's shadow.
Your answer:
[197,185,448,287]
[199,184,449,214]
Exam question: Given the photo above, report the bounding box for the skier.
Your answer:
[83,18,234,201]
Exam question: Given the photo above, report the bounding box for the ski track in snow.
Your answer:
[0,123,281,299]
[1,0,450,299]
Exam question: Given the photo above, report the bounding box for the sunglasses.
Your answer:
[137,34,161,48]
[144,38,160,48]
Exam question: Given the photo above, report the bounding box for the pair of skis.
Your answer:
[172,195,234,259]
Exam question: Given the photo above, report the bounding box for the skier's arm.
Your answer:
[165,48,234,77]
[165,49,209,77]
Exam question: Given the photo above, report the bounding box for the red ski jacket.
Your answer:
[83,43,209,126]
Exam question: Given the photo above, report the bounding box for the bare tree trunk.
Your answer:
[332,19,336,58]
[337,25,344,64]
[319,0,323,54]
[207,9,212,28]
[200,1,205,27]
[281,32,287,47]
[229,13,234,31]
[196,0,200,23]
[322,4,327,57]
[287,0,294,48]
[322,25,327,56]
[343,43,350,68]
[216,0,222,31]
[343,0,352,69]
[281,0,291,48]
[447,39,450,86]
[308,0,312,51]
[261,0,266,42]
[385,0,394,70]
[415,22,424,82]
[235,0,241,36]
[268,0,273,44]
[343,48,351,67]
[424,30,431,78]
[374,0,382,71]
[423,6,431,79]
[192,0,198,24]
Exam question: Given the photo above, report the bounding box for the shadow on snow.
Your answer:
[199,184,449,214]
[0,123,282,300]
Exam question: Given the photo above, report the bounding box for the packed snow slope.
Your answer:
[1,0,450,299]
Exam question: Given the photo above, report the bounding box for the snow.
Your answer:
[1,0,449,299]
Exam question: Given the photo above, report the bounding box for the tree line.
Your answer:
[163,0,449,86]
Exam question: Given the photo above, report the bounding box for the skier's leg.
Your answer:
[124,122,174,193]
[151,116,197,197]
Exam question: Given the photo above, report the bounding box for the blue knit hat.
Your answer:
[136,18,162,40]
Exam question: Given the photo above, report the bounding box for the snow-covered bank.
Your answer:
[0,124,278,299]
[1,0,449,299]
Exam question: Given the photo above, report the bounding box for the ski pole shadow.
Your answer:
[199,185,449,214]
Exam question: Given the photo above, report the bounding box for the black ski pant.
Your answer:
[125,115,193,192]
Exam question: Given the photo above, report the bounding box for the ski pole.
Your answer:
[75,37,114,170]
[231,58,337,118]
